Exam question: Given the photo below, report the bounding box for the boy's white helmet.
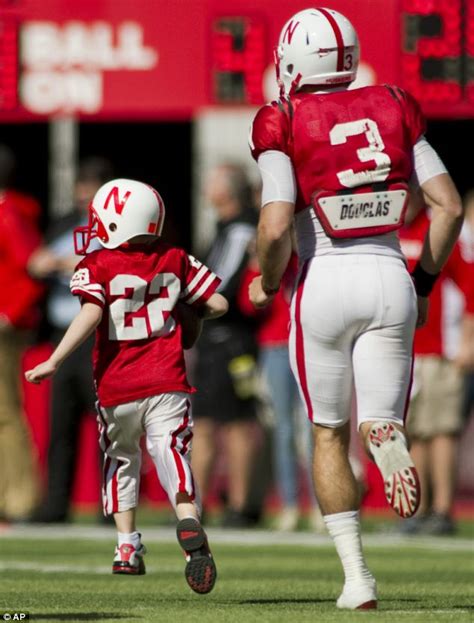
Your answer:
[276,7,359,94]
[75,178,165,254]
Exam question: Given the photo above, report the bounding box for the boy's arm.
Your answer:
[25,303,103,383]
[178,293,228,350]
[199,292,228,319]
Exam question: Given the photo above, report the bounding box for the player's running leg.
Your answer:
[144,393,217,594]
[313,423,377,610]
[289,257,377,610]
[112,508,146,575]
[175,492,217,594]
[355,258,419,519]
[97,401,146,575]
[361,421,420,518]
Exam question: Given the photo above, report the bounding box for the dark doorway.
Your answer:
[427,119,474,198]
[0,122,49,227]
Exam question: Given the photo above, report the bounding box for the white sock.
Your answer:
[324,511,374,586]
[117,531,141,549]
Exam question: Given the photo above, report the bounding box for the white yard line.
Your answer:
[0,561,173,574]
[0,524,472,552]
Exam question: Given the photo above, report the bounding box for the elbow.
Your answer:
[433,188,464,223]
[214,294,229,317]
[258,219,290,243]
[450,200,464,221]
[441,197,464,225]
[206,293,228,319]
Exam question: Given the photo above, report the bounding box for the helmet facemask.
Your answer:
[74,205,109,255]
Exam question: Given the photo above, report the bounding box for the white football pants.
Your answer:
[97,392,199,516]
[289,254,417,428]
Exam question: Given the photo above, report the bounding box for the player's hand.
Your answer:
[25,359,58,384]
[28,248,60,278]
[249,275,276,308]
[416,296,429,328]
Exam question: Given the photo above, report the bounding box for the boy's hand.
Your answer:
[25,359,58,384]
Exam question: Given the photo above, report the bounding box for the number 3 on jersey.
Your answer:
[109,273,180,340]
[330,119,391,188]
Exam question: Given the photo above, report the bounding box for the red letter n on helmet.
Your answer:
[103,186,131,215]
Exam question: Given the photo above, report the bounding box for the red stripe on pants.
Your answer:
[111,460,119,514]
[294,261,314,421]
[103,456,111,513]
[170,406,191,494]
[402,349,415,426]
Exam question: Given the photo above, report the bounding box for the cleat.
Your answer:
[368,422,420,518]
[112,542,146,575]
[176,517,217,594]
[336,579,377,610]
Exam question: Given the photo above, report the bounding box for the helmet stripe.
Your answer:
[316,8,344,72]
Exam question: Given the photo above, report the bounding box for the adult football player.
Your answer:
[26,179,228,595]
[249,8,463,609]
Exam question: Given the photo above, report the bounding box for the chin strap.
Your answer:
[274,48,285,98]
[289,73,302,96]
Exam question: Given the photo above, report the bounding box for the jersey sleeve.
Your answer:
[389,86,426,146]
[70,254,106,307]
[179,253,221,308]
[249,101,291,160]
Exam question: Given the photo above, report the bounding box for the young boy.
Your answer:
[25,179,228,594]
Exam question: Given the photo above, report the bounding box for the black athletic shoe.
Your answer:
[176,518,217,594]
[421,512,456,536]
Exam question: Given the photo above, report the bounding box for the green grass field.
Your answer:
[1,525,473,623]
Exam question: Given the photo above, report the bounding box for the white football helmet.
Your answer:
[74,178,165,254]
[276,8,359,94]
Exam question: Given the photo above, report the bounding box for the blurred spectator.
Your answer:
[28,157,114,523]
[238,253,316,530]
[400,200,474,535]
[459,192,474,424]
[0,144,42,521]
[191,163,259,527]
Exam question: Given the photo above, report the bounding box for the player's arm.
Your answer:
[418,173,464,273]
[177,293,228,350]
[199,292,228,319]
[249,149,296,308]
[408,134,464,325]
[250,201,294,308]
[25,303,102,383]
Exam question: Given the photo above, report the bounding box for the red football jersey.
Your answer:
[250,85,426,214]
[70,240,221,407]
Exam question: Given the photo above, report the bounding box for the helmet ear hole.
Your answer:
[287,64,294,74]
[109,223,117,232]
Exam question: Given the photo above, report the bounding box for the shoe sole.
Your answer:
[357,600,377,609]
[112,559,146,575]
[369,422,420,519]
[177,518,217,594]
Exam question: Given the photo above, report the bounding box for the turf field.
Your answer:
[0,525,472,623]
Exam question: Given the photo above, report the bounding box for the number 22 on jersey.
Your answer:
[109,273,180,341]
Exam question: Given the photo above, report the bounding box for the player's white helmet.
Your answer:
[276,8,359,94]
[74,178,165,254]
